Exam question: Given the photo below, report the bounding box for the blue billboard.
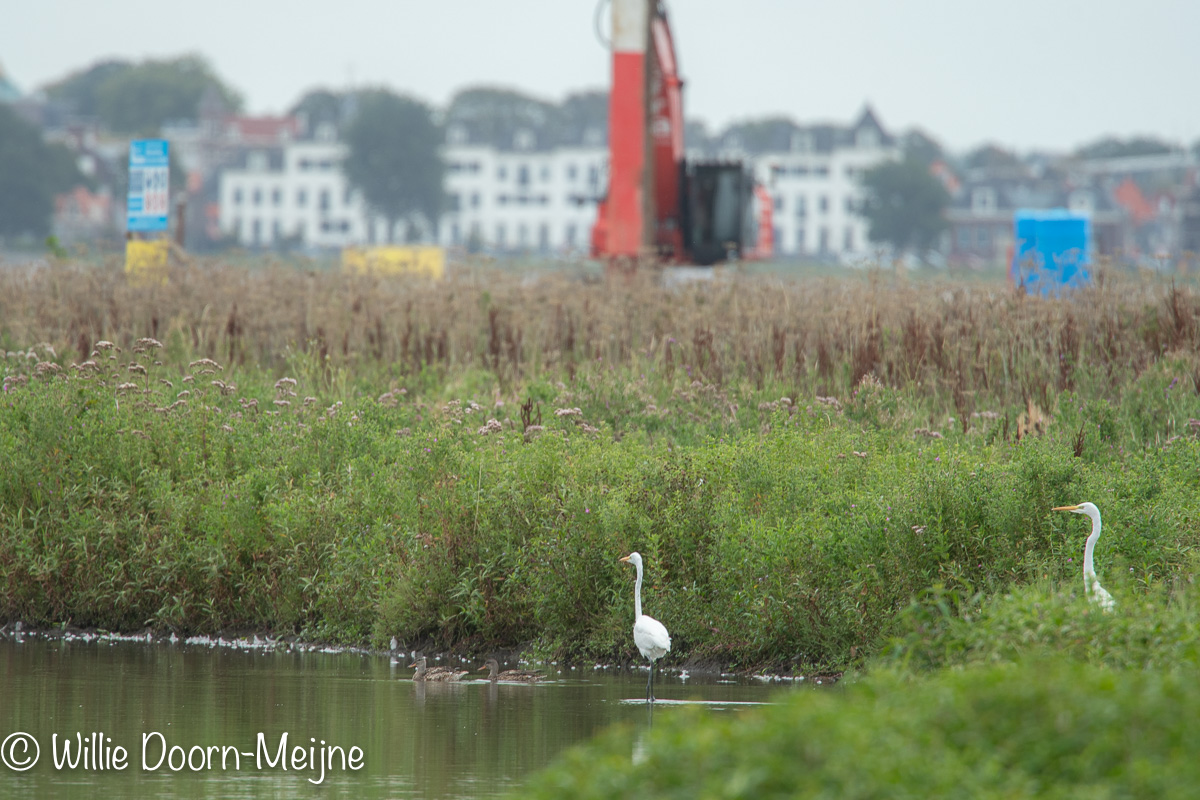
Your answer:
[1011,209,1091,296]
[127,139,170,232]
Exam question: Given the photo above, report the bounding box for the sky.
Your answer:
[4,0,1199,154]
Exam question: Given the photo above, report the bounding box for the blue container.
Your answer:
[1011,210,1091,296]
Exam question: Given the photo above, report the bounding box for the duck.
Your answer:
[479,658,543,683]
[409,656,468,682]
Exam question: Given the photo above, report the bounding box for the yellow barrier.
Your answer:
[341,246,445,279]
[124,239,169,286]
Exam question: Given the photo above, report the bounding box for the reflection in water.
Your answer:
[1,638,781,799]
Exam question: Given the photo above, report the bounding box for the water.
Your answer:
[0,635,786,798]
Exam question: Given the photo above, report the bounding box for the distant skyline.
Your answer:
[4,0,1199,154]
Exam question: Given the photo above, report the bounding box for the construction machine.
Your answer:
[590,0,773,266]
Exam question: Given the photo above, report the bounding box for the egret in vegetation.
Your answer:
[479,658,543,683]
[409,656,468,682]
[620,552,671,703]
[1053,502,1115,612]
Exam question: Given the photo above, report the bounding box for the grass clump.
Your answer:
[520,660,1200,799]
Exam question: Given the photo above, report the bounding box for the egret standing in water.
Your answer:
[620,552,671,703]
[1053,502,1115,612]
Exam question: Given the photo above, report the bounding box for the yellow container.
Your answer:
[342,246,445,279]
[124,238,170,286]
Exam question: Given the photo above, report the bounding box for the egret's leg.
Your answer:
[646,661,653,703]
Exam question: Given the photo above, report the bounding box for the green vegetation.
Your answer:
[44,55,243,135]
[0,104,87,238]
[521,660,1200,798]
[342,89,445,241]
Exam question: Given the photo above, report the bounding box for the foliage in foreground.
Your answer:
[2,357,1200,669]
[880,570,1200,673]
[520,660,1200,799]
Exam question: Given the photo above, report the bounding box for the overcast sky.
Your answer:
[4,0,1198,153]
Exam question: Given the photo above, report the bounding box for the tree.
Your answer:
[342,89,444,242]
[859,156,950,260]
[1074,136,1174,160]
[92,55,242,135]
[901,128,945,167]
[0,105,84,238]
[288,88,349,135]
[963,144,1024,173]
[43,59,132,117]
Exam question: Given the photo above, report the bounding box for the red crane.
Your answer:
[591,0,773,266]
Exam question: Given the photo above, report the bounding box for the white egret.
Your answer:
[620,552,671,702]
[408,656,468,682]
[479,658,543,683]
[1053,502,1115,612]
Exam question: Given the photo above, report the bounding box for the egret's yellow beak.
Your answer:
[1053,505,1082,511]
[619,555,631,563]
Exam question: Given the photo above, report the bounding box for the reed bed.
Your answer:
[3,258,1199,419]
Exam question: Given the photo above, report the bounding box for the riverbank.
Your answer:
[4,263,1200,674]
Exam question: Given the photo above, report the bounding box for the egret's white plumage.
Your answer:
[1053,502,1115,612]
[620,552,671,702]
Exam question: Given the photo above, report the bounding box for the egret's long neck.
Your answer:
[633,560,643,620]
[1083,511,1101,580]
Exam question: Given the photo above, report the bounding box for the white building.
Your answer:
[439,131,608,255]
[218,132,370,249]
[714,107,900,261]
[216,108,896,260]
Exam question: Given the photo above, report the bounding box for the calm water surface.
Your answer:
[0,635,786,798]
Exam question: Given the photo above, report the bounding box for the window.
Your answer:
[957,227,971,248]
[588,165,599,187]
[498,195,509,206]
[252,189,262,206]
[795,196,807,217]
[296,188,307,207]
[497,165,508,181]
[451,222,461,245]
[538,222,549,252]
[844,227,854,251]
[792,166,809,177]
[319,189,330,212]
[773,195,784,212]
[567,164,578,181]
[496,223,506,246]
[518,164,530,187]
[819,227,830,252]
[518,223,528,246]
[977,227,991,247]
[844,197,854,213]
[471,192,481,209]
[795,228,805,251]
[815,166,830,178]
[251,219,261,245]
[565,223,577,246]
[819,195,829,213]
[233,188,243,205]
[295,221,305,241]
[298,159,311,170]
[272,220,282,241]
[272,188,282,206]
[343,186,353,206]
[540,165,550,182]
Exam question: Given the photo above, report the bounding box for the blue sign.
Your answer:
[127,139,170,232]
[1011,209,1092,296]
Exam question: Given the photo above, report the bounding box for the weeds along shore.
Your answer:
[2,259,1200,671]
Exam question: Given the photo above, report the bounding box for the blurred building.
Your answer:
[438,122,608,255]
[708,107,899,261]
